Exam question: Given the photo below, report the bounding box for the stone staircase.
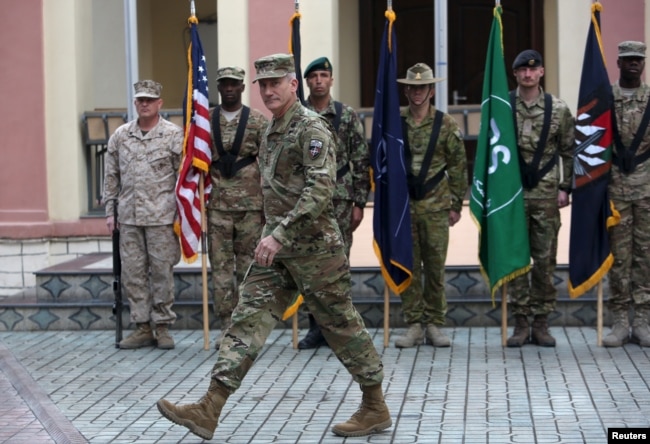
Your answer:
[0,253,606,332]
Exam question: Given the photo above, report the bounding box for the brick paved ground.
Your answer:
[1,327,649,443]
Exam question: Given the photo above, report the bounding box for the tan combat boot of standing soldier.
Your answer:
[394,323,424,348]
[631,308,650,346]
[425,324,450,347]
[157,379,230,441]
[507,315,530,347]
[119,323,155,349]
[331,384,392,437]
[155,324,175,349]
[602,310,630,347]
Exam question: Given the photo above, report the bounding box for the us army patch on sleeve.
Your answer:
[309,139,323,159]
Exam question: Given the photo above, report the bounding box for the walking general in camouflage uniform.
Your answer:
[506,50,575,348]
[298,56,371,349]
[103,80,181,350]
[157,54,391,441]
[604,41,650,347]
[393,63,468,349]
[207,66,268,349]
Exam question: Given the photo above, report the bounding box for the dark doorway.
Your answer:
[359,0,544,186]
[359,0,545,106]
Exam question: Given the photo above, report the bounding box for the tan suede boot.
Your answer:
[603,310,630,347]
[331,384,392,437]
[157,379,230,441]
[214,317,231,350]
[506,315,529,347]
[425,324,450,347]
[155,324,175,350]
[631,307,650,347]
[119,323,155,349]
[531,314,556,347]
[394,323,424,348]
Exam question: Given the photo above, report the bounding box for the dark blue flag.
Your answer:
[371,13,413,294]
[568,2,620,298]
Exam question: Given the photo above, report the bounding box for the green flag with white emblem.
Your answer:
[470,5,530,300]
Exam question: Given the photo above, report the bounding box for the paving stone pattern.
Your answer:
[1,328,649,443]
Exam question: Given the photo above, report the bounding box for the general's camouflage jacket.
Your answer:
[260,101,343,257]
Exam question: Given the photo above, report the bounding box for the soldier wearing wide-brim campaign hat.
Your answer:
[397,63,445,85]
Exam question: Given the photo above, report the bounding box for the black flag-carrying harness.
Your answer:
[612,96,650,174]
[211,105,254,178]
[509,91,556,189]
[401,110,446,200]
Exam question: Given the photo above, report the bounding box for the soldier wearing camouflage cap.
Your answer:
[604,40,650,347]
[506,50,575,348]
[392,62,467,349]
[103,80,182,350]
[297,56,371,350]
[207,66,269,350]
[157,53,391,440]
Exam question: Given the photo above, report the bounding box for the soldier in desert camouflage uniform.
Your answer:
[208,66,268,349]
[104,80,182,350]
[506,50,574,348]
[393,63,468,349]
[157,54,391,441]
[298,56,371,349]
[604,41,650,348]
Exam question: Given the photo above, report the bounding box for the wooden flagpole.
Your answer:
[384,286,390,347]
[597,280,603,346]
[292,313,299,349]
[199,175,210,350]
[501,283,508,346]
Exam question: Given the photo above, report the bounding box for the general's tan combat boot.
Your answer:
[506,315,529,347]
[119,323,155,349]
[155,324,175,350]
[394,323,424,348]
[603,310,630,347]
[425,324,451,347]
[631,307,650,347]
[214,317,231,350]
[331,384,392,437]
[157,379,230,441]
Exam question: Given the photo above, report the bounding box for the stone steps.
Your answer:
[0,253,604,331]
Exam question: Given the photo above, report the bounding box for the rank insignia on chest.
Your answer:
[309,139,323,159]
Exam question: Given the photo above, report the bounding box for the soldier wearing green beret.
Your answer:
[393,63,468,349]
[604,40,650,347]
[207,66,268,350]
[297,56,371,349]
[157,53,391,440]
[506,49,575,348]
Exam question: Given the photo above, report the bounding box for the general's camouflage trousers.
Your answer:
[210,252,384,392]
[608,197,650,311]
[509,198,560,316]
[332,199,354,258]
[120,224,179,324]
[207,209,263,320]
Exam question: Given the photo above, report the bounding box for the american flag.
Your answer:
[175,18,212,263]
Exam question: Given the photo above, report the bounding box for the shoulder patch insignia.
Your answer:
[309,139,323,160]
